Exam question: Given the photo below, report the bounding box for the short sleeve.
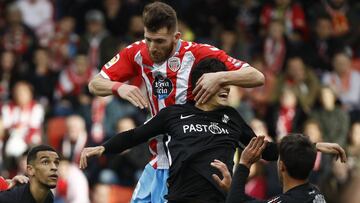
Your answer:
[194,44,250,71]
[100,42,141,82]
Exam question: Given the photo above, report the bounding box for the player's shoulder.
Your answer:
[121,40,146,53]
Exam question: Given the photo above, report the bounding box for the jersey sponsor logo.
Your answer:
[104,54,120,69]
[180,114,195,119]
[152,75,173,100]
[222,114,230,123]
[183,122,229,134]
[168,57,181,72]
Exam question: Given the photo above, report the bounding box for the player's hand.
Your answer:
[211,159,232,192]
[239,136,267,168]
[193,72,223,105]
[79,146,105,169]
[116,84,148,109]
[7,175,29,189]
[316,142,347,163]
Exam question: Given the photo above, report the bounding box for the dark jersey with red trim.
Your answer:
[102,102,278,202]
[100,40,250,169]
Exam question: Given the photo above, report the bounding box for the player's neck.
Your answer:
[30,179,51,203]
[282,175,308,193]
[195,102,217,111]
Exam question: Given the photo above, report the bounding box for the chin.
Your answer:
[47,183,57,189]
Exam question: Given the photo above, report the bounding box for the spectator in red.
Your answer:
[0,3,37,63]
[54,53,97,115]
[49,16,79,72]
[260,0,308,41]
[1,81,44,157]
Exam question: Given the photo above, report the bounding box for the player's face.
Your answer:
[207,86,231,107]
[27,151,60,189]
[144,27,180,63]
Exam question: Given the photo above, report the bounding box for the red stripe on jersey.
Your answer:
[164,62,177,107]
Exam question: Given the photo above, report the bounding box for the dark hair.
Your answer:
[27,145,58,164]
[191,58,227,90]
[279,134,316,180]
[143,2,177,32]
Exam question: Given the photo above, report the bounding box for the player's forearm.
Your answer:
[88,74,116,96]
[226,164,259,203]
[220,67,265,88]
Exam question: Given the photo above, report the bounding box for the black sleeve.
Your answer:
[102,108,169,154]
[230,108,279,161]
[226,164,267,203]
[0,189,19,202]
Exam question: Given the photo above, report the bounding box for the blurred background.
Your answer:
[0,0,359,202]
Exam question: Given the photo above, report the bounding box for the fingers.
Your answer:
[14,175,29,184]
[334,144,347,163]
[119,85,148,109]
[194,88,206,102]
[79,151,87,169]
[211,174,222,186]
[196,89,212,105]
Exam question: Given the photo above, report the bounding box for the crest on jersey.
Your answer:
[167,57,181,72]
[105,54,120,69]
[152,75,173,100]
[222,114,230,124]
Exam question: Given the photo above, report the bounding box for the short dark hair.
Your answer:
[143,2,177,32]
[191,58,227,90]
[279,134,316,180]
[27,145,58,164]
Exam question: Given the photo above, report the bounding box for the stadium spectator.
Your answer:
[28,47,58,107]
[259,0,308,41]
[0,50,22,103]
[311,86,350,146]
[2,81,44,157]
[54,53,97,115]
[60,115,88,165]
[306,15,346,73]
[322,52,360,120]
[78,10,119,69]
[16,0,54,46]
[49,16,79,72]
[0,3,37,63]
[271,56,320,113]
[266,88,307,141]
[56,158,90,203]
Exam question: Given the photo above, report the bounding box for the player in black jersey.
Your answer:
[226,134,339,203]
[80,58,346,203]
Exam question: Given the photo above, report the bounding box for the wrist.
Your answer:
[111,82,123,96]
[239,159,252,169]
[219,71,229,85]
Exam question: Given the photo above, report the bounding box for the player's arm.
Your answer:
[88,74,148,109]
[193,45,264,104]
[226,136,268,203]
[79,108,169,169]
[88,44,148,109]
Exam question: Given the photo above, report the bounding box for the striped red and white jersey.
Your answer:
[100,40,250,169]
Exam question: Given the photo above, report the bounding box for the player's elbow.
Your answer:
[249,68,265,87]
[88,78,97,95]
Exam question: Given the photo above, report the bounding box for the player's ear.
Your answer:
[27,164,35,177]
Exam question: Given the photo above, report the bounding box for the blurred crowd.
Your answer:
[0,0,359,202]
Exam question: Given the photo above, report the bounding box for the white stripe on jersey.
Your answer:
[165,135,172,166]
[175,51,195,104]
[136,51,157,115]
[100,70,110,79]
[153,62,167,110]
